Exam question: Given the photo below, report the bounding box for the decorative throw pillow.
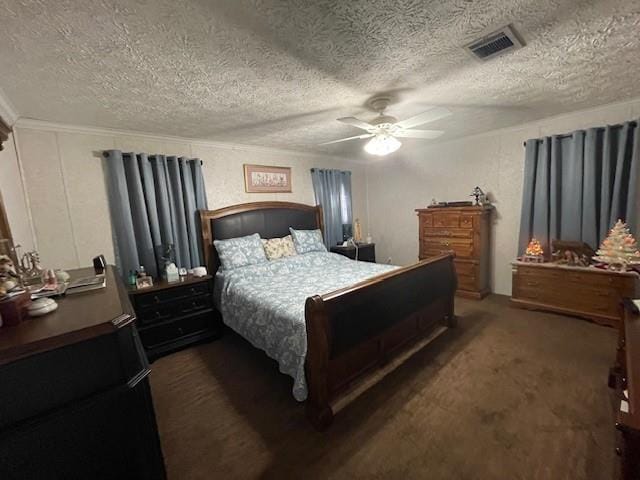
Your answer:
[261,235,297,260]
[289,228,327,254]
[214,233,267,270]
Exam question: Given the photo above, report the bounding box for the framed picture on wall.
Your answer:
[243,164,292,193]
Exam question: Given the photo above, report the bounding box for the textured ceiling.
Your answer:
[0,0,639,158]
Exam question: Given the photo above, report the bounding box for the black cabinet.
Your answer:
[330,243,376,263]
[0,266,166,480]
[128,275,221,361]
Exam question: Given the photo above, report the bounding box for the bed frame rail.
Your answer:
[304,254,456,430]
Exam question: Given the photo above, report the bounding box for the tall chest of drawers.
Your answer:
[416,205,493,299]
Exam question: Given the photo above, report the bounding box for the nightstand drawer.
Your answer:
[139,312,213,349]
[137,294,212,326]
[135,282,210,308]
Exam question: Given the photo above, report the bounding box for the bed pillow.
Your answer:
[261,235,297,260]
[289,228,327,254]
[214,233,267,270]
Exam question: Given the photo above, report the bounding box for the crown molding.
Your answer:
[14,117,361,164]
[0,86,18,127]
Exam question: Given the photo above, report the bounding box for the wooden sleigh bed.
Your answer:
[200,201,457,430]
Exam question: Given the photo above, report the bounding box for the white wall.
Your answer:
[366,97,640,296]
[0,132,34,252]
[12,123,366,270]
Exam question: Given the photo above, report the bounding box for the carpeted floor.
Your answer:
[149,295,618,480]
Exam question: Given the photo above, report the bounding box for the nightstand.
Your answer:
[330,243,376,263]
[127,274,221,361]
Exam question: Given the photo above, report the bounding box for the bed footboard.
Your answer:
[304,254,457,430]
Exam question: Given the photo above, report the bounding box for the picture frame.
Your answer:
[136,276,154,289]
[243,164,292,193]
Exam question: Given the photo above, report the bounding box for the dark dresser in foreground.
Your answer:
[128,274,221,361]
[609,299,640,479]
[330,243,376,263]
[0,266,166,479]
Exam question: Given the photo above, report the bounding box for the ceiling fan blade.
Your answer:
[394,107,451,130]
[319,133,375,145]
[394,129,444,139]
[337,117,375,131]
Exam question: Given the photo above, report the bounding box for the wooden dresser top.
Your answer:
[512,261,640,278]
[0,266,134,366]
[415,205,494,214]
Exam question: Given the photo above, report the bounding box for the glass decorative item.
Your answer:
[593,219,640,271]
[522,238,545,263]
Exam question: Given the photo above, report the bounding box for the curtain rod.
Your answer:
[522,120,637,147]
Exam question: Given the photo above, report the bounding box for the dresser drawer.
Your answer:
[135,282,210,309]
[139,312,213,349]
[457,274,477,291]
[433,214,461,228]
[514,282,620,316]
[454,260,477,277]
[137,294,212,326]
[515,266,635,291]
[423,227,473,239]
[421,214,433,227]
[459,215,474,229]
[423,240,474,259]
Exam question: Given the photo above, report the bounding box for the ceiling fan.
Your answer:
[320,96,451,156]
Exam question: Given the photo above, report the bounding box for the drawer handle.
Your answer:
[153,295,160,304]
[181,301,202,314]
[154,311,171,320]
[177,327,184,335]
[526,281,539,287]
[441,241,450,246]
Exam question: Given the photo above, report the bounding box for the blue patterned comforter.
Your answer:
[215,252,397,401]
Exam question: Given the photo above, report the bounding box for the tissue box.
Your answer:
[0,291,31,327]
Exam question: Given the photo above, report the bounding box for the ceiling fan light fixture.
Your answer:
[364,134,401,156]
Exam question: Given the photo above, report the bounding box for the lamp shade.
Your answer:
[364,134,401,156]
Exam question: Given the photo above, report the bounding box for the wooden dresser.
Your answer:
[511,262,639,328]
[416,205,493,299]
[609,299,640,479]
[0,266,166,479]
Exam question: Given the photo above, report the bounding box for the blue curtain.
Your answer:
[103,150,208,277]
[518,120,640,254]
[311,168,352,247]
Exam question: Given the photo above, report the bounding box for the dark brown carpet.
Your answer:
[149,295,618,480]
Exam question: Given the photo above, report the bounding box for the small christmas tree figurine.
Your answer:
[523,238,544,262]
[593,219,640,271]
[526,238,543,256]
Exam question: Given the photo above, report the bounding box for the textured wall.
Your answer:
[366,97,640,296]
[0,132,34,252]
[0,1,639,159]
[13,125,366,270]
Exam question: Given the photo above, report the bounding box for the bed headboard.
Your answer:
[200,201,324,274]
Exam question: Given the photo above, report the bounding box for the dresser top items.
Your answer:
[0,266,133,366]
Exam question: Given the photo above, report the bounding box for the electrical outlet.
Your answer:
[386,257,392,264]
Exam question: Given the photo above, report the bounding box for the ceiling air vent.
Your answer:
[465,25,524,61]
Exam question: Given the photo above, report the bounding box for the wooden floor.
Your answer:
[149,295,618,480]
